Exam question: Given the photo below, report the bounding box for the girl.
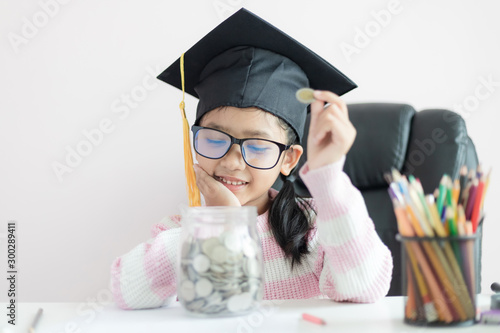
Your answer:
[110,8,392,310]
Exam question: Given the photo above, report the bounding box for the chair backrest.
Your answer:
[274,103,480,296]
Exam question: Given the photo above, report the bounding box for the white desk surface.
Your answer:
[2,295,498,333]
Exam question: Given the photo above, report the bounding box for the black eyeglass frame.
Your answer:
[191,125,292,170]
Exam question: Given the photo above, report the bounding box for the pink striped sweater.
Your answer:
[110,156,393,310]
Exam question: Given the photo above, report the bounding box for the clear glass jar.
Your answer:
[177,206,264,317]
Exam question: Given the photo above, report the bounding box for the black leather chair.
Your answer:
[273,103,482,296]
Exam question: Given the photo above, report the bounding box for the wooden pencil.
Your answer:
[471,175,485,233]
[436,175,448,216]
[458,165,468,205]
[411,261,426,322]
[476,164,483,180]
[426,196,447,237]
[452,179,460,207]
[465,179,478,220]
[406,262,418,320]
[461,170,475,207]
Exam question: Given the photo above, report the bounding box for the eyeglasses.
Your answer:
[191,125,292,170]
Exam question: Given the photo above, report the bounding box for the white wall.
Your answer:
[1,0,498,302]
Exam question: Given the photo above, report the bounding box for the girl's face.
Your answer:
[196,106,303,214]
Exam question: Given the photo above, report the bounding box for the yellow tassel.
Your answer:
[179,53,201,207]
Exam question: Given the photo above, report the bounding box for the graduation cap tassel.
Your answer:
[179,53,201,207]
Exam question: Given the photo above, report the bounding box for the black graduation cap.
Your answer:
[157,7,357,144]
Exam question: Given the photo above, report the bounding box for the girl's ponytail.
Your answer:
[268,172,315,271]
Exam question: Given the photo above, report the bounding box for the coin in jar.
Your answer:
[209,245,228,263]
[201,237,220,255]
[193,254,211,273]
[195,278,214,298]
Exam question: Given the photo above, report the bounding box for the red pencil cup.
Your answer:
[396,233,480,326]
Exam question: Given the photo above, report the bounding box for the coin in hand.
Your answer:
[295,88,315,104]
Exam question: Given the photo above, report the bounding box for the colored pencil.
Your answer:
[464,180,478,220]
[302,313,326,325]
[406,261,418,320]
[471,175,485,233]
[441,206,449,234]
[426,195,447,237]
[476,164,483,180]
[408,186,434,236]
[452,179,460,207]
[436,175,448,217]
[458,166,468,205]
[446,206,458,236]
[414,180,436,233]
[446,177,454,208]
[461,170,475,208]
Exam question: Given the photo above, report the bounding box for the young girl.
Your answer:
[110,8,392,310]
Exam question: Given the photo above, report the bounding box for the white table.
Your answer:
[2,295,498,333]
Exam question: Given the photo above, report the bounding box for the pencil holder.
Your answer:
[177,206,264,317]
[397,233,479,326]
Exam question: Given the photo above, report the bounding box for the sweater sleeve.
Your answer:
[109,215,182,310]
[299,156,393,303]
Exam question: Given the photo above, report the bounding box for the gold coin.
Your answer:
[295,88,315,104]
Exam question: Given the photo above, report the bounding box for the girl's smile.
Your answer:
[214,175,249,191]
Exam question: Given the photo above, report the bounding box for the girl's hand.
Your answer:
[193,164,241,207]
[307,90,356,170]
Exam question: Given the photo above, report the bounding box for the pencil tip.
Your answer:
[383,172,393,184]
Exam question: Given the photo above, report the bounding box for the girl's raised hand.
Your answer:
[193,164,241,207]
[307,90,356,170]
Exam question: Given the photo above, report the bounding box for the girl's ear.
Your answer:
[280,145,303,176]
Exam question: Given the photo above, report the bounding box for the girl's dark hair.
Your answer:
[268,118,316,271]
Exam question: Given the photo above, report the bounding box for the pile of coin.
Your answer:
[178,230,263,316]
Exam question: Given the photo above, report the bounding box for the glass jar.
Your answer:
[177,206,264,317]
